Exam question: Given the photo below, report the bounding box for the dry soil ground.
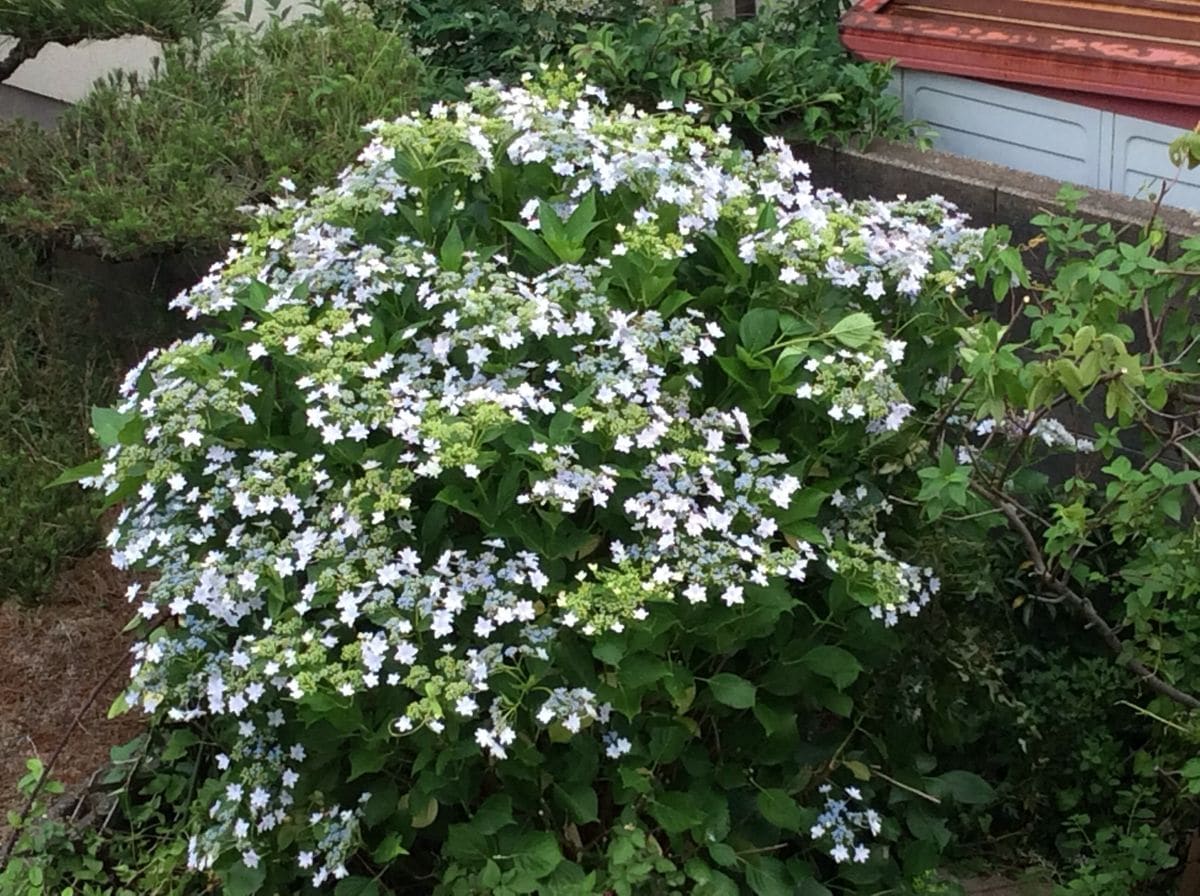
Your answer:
[0,549,144,833]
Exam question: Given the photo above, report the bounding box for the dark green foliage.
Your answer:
[0,0,220,44]
[0,5,430,259]
[571,1,912,146]
[365,0,910,147]
[0,244,120,602]
[365,0,642,90]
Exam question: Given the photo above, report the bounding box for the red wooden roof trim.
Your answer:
[841,0,1200,109]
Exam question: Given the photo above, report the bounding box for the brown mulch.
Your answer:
[959,877,1052,895]
[0,549,146,834]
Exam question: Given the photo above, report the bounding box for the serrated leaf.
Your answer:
[221,861,266,896]
[745,857,791,896]
[472,794,514,835]
[930,770,994,805]
[756,788,804,831]
[827,312,876,349]
[739,308,779,354]
[650,791,703,833]
[512,831,562,878]
[799,645,862,689]
[553,781,599,824]
[708,673,756,709]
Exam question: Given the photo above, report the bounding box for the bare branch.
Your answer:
[0,38,46,83]
[983,489,1200,711]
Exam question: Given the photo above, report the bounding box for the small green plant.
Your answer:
[0,4,430,259]
[0,737,202,896]
[1053,820,1177,895]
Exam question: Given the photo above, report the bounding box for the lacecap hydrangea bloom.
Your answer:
[84,72,985,887]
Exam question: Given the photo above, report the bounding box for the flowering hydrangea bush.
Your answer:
[81,73,999,894]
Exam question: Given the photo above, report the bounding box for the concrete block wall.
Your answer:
[895,70,1200,213]
[795,137,1200,270]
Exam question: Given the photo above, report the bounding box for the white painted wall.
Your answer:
[896,70,1200,212]
[0,1,317,103]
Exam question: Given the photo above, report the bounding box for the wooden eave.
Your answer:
[840,0,1200,109]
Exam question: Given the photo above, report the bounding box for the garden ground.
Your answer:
[0,548,142,836]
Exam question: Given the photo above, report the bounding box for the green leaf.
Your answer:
[500,220,558,267]
[930,770,995,805]
[799,645,862,689]
[707,842,738,868]
[739,308,780,354]
[237,279,271,312]
[756,788,804,831]
[745,857,791,896]
[827,312,876,349]
[409,795,439,828]
[796,880,833,896]
[439,222,465,272]
[553,781,599,824]
[480,860,502,888]
[660,289,693,317]
[906,805,951,849]
[371,833,409,863]
[650,791,704,833]
[160,729,199,762]
[349,744,387,780]
[106,690,130,720]
[472,794,514,835]
[221,861,266,896]
[708,673,756,709]
[45,458,102,488]
[620,653,669,691]
[564,191,599,243]
[512,831,562,879]
[335,878,381,896]
[91,406,134,447]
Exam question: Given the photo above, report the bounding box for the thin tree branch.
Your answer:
[984,490,1200,711]
[0,38,46,83]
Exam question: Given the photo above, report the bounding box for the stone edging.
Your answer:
[796,138,1200,253]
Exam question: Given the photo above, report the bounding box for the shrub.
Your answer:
[68,73,997,893]
[0,4,430,259]
[570,0,911,146]
[365,0,648,90]
[366,0,909,147]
